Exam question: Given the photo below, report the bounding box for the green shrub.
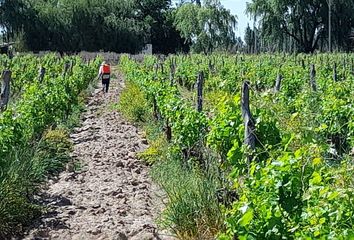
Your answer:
[118,82,149,123]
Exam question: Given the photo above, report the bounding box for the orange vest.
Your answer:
[102,64,111,74]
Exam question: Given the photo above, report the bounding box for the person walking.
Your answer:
[98,61,111,93]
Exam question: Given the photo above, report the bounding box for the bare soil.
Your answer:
[23,72,174,240]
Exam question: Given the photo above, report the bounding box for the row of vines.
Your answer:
[0,54,100,237]
[120,54,354,239]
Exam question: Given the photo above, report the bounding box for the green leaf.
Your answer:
[238,208,254,227]
[310,172,322,185]
[312,157,322,166]
[327,191,339,201]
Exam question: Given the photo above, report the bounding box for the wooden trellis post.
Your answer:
[63,61,71,78]
[165,119,172,142]
[274,73,283,92]
[241,81,256,164]
[0,70,11,110]
[154,62,159,80]
[333,62,338,82]
[310,64,317,92]
[208,59,214,74]
[69,60,74,74]
[152,96,161,121]
[342,58,346,80]
[38,67,46,83]
[169,57,176,86]
[160,62,164,74]
[301,59,306,69]
[196,71,204,112]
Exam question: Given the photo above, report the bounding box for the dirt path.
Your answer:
[24,72,173,240]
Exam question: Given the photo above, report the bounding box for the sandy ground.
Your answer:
[23,72,174,240]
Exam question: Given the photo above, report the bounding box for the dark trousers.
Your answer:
[102,75,110,93]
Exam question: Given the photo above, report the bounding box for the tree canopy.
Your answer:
[174,0,237,53]
[246,0,354,53]
[5,0,353,54]
[0,0,188,53]
[0,0,238,54]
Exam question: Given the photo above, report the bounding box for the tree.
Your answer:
[230,36,244,53]
[0,0,28,41]
[174,0,237,53]
[330,0,354,51]
[244,24,253,53]
[0,0,189,53]
[176,0,201,6]
[247,0,354,53]
[135,0,189,53]
[247,0,326,53]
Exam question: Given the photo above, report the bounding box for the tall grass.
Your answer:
[116,82,150,123]
[0,147,42,238]
[151,153,223,240]
[0,127,73,238]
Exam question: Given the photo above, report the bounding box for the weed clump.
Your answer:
[151,154,223,240]
[118,83,149,123]
[0,127,72,238]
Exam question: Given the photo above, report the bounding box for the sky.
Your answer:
[220,0,250,39]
